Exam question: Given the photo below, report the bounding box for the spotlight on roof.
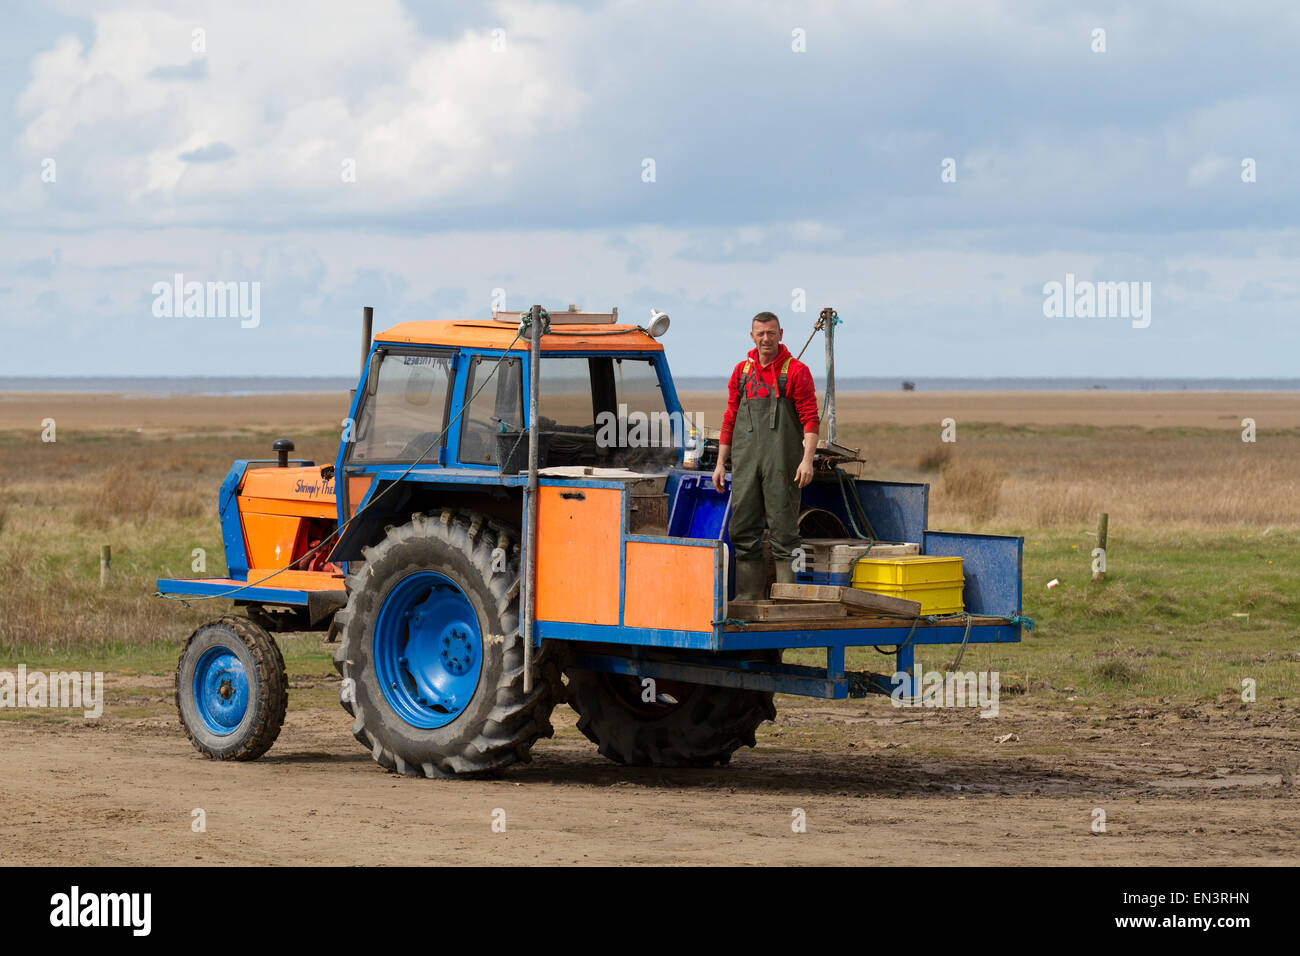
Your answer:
[646,309,671,338]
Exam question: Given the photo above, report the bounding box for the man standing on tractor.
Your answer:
[712,311,821,601]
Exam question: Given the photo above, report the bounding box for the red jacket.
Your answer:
[719,343,820,445]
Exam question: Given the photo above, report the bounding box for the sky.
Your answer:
[1,0,1297,379]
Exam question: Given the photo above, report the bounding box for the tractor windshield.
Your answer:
[535,356,679,471]
[350,350,454,463]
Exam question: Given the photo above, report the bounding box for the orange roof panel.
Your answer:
[375,320,663,352]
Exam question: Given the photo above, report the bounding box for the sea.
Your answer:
[2,376,1298,396]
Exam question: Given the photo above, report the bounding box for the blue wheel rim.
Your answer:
[192,645,251,736]
[374,571,483,729]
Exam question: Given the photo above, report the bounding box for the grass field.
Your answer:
[2,393,1297,711]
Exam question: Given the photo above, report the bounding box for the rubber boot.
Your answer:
[774,557,797,586]
[734,558,768,602]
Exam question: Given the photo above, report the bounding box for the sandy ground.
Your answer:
[0,392,352,436]
[3,389,1298,435]
[0,675,1295,866]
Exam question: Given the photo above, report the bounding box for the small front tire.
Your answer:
[175,616,288,760]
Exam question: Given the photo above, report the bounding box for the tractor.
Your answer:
[158,305,1027,775]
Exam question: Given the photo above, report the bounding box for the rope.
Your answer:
[158,316,536,603]
[945,612,974,671]
[835,465,877,539]
[872,612,923,655]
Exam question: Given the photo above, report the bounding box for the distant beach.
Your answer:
[3,375,1299,396]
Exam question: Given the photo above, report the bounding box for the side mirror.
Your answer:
[366,350,382,396]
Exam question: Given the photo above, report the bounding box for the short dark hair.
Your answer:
[751,311,780,328]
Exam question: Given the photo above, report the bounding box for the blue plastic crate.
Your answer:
[667,473,732,541]
[794,570,851,587]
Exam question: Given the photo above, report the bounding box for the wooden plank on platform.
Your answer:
[728,600,848,622]
[770,582,922,617]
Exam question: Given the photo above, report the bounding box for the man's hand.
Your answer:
[712,462,728,493]
[712,443,731,492]
[795,432,818,488]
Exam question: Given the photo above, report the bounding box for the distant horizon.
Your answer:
[4,374,1299,396]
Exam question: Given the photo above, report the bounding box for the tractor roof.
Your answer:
[375,320,664,353]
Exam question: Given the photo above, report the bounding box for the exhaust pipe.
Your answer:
[361,306,373,373]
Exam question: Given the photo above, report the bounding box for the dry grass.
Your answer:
[939,459,1003,523]
[834,423,1300,531]
[915,443,952,472]
[0,427,341,653]
[681,388,1300,531]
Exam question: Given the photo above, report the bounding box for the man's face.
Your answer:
[750,320,782,360]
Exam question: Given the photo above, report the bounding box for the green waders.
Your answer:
[728,360,805,601]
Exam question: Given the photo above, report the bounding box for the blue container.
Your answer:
[794,570,851,587]
[667,474,732,541]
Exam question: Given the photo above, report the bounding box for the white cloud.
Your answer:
[7,1,592,225]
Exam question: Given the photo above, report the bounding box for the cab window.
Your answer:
[350,350,454,463]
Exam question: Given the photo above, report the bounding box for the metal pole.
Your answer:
[361,306,373,374]
[522,305,543,693]
[822,307,837,444]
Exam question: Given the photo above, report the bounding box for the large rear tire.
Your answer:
[175,616,288,760]
[564,653,778,768]
[333,510,558,777]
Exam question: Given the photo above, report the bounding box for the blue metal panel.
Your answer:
[218,462,251,579]
[624,533,720,548]
[156,578,313,606]
[445,350,469,467]
[922,530,1023,617]
[358,466,528,488]
[858,479,928,543]
[798,478,928,544]
[536,619,715,650]
[537,477,633,490]
[714,623,1021,651]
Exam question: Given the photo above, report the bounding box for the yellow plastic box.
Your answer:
[851,555,965,614]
